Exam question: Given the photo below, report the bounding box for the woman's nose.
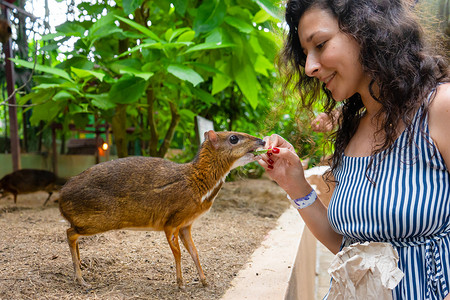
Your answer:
[304,54,320,77]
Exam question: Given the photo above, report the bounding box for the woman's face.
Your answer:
[298,7,371,101]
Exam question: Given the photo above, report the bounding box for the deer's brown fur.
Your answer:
[59,130,265,288]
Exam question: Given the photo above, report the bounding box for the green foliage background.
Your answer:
[1,0,333,169]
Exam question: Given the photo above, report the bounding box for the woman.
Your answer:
[259,0,450,299]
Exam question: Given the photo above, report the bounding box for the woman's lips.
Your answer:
[323,72,336,89]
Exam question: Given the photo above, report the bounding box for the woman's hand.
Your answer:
[258,134,311,198]
[311,112,335,132]
[259,134,343,254]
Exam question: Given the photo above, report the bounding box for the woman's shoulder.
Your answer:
[429,82,450,115]
[428,82,450,166]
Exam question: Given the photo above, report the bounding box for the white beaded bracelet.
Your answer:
[287,189,318,210]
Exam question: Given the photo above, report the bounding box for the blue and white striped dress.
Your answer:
[328,94,450,299]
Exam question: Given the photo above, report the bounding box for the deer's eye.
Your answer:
[229,135,239,144]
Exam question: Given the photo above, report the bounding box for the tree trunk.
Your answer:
[111,19,131,158]
[146,87,159,157]
[111,104,128,158]
[157,100,180,157]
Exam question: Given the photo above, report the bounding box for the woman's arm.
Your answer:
[428,83,450,170]
[259,134,343,254]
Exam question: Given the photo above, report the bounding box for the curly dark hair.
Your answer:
[278,0,450,181]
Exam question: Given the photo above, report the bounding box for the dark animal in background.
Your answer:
[59,130,266,288]
[0,169,63,206]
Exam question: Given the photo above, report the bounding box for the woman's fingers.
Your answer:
[263,134,294,150]
[259,146,302,172]
[271,147,303,167]
[259,135,298,169]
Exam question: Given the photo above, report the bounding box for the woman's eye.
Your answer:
[317,41,326,49]
[229,135,239,144]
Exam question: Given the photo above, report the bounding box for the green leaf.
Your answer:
[86,93,116,110]
[173,0,187,16]
[32,75,67,85]
[71,67,105,81]
[40,33,63,41]
[109,75,148,104]
[89,24,123,44]
[254,0,283,21]
[117,41,162,57]
[166,27,191,42]
[254,55,274,76]
[10,58,73,82]
[115,15,160,41]
[233,59,260,109]
[183,42,235,54]
[53,90,75,101]
[179,108,197,120]
[193,0,226,34]
[253,10,270,24]
[190,87,216,105]
[212,60,232,95]
[29,98,65,126]
[252,149,269,156]
[190,62,225,75]
[33,83,65,90]
[119,67,154,81]
[55,22,86,37]
[249,35,264,55]
[40,43,60,52]
[161,41,193,50]
[71,113,91,129]
[212,74,231,95]
[57,56,95,70]
[224,16,254,34]
[177,30,196,42]
[256,30,280,61]
[122,0,145,15]
[109,58,142,74]
[167,64,204,87]
[205,28,223,43]
[68,103,83,113]
[17,89,55,105]
[164,28,174,42]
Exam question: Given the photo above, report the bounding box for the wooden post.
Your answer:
[105,123,110,161]
[52,124,58,175]
[2,5,21,171]
[95,124,100,164]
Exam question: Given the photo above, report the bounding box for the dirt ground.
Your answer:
[0,176,290,300]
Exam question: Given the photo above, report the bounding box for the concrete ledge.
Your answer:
[220,207,305,300]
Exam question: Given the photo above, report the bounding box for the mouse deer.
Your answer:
[59,130,266,288]
[0,169,62,206]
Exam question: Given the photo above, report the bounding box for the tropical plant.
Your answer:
[12,0,283,159]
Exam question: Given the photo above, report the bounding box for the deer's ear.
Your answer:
[206,130,219,149]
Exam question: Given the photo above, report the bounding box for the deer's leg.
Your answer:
[164,227,184,288]
[179,225,207,286]
[76,242,81,263]
[43,192,53,206]
[66,228,89,287]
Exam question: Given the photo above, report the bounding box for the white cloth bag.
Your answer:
[327,242,405,300]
